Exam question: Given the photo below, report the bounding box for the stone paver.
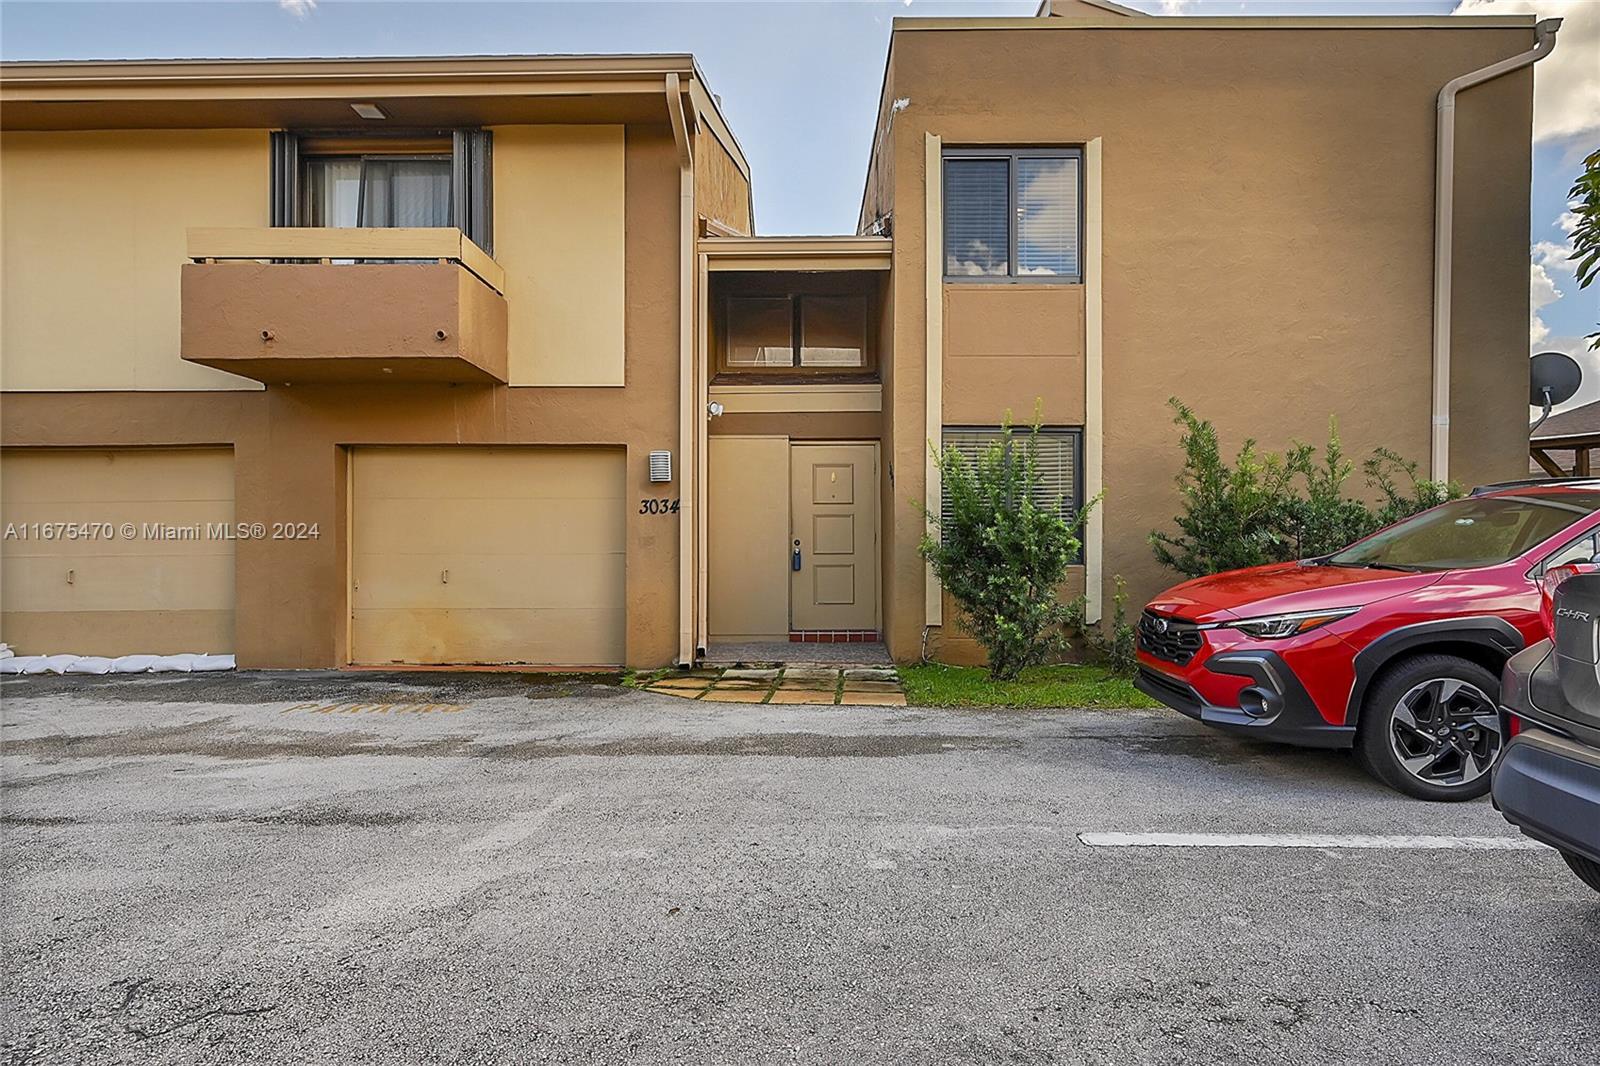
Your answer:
[645,664,903,705]
[838,691,908,707]
[780,666,839,681]
[700,689,770,703]
[767,689,838,705]
[649,678,712,692]
[843,667,899,682]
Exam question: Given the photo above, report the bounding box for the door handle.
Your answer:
[792,540,803,572]
[441,569,449,584]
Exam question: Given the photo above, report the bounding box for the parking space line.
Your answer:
[1078,832,1547,850]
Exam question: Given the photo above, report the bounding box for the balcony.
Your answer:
[181,228,508,384]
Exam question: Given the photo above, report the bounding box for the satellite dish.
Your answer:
[1530,351,1582,408]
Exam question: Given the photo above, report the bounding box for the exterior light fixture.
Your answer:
[706,401,724,418]
[350,102,387,120]
[648,450,673,483]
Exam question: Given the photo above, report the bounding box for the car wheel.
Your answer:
[1562,852,1600,894]
[1354,653,1503,802]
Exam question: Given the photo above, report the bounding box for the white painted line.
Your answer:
[1078,832,1547,851]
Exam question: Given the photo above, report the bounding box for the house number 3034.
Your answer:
[639,498,681,515]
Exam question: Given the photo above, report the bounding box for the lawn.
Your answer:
[899,662,1159,709]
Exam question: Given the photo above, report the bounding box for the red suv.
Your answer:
[1135,481,1600,801]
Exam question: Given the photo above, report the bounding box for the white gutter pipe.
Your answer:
[1431,17,1561,482]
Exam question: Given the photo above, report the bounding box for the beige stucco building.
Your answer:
[0,6,1544,669]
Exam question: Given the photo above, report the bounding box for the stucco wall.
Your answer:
[1,129,266,392]
[492,125,628,387]
[876,23,1534,661]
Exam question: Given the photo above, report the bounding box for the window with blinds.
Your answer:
[940,426,1083,526]
[943,148,1082,282]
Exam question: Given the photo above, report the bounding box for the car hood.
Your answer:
[1146,562,1445,623]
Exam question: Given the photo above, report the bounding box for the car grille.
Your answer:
[1138,610,1204,666]
[1136,668,1203,715]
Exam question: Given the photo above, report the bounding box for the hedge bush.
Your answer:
[1150,399,1461,580]
[920,417,1093,681]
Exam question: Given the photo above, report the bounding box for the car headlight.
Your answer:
[1217,608,1359,640]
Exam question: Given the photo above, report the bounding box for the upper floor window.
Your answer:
[943,148,1081,283]
[271,130,493,253]
[303,155,452,228]
[718,292,874,379]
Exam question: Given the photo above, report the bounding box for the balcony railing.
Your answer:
[180,227,508,384]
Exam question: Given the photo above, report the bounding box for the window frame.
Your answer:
[940,425,1086,561]
[941,146,1084,285]
[1531,526,1600,578]
[272,128,493,254]
[715,291,878,382]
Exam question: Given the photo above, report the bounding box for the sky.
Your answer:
[2,0,1597,407]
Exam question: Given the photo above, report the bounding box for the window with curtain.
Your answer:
[940,426,1083,532]
[943,149,1082,282]
[272,130,493,253]
[301,156,452,228]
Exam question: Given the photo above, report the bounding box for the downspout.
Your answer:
[1431,17,1560,482]
[666,73,696,667]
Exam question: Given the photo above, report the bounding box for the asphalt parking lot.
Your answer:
[2,672,1596,1065]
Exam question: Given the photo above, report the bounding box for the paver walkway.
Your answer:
[643,664,906,706]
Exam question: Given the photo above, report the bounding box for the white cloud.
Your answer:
[1159,1,1193,13]
[1557,210,1581,236]
[1533,237,1576,273]
[1452,1,1600,144]
[1531,260,1564,344]
[279,0,317,18]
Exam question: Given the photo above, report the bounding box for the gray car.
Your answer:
[1493,571,1600,894]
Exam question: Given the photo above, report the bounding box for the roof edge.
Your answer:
[895,14,1539,32]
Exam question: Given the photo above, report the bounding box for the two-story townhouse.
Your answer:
[0,6,1548,672]
[856,4,1543,664]
[1,55,752,669]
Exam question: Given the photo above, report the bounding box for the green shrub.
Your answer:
[1065,575,1138,678]
[920,417,1092,681]
[1148,399,1299,578]
[1150,399,1462,580]
[1281,421,1377,558]
[1364,447,1459,528]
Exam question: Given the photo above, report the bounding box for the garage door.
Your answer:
[350,447,626,666]
[0,448,235,656]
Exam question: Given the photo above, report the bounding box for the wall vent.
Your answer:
[648,450,673,483]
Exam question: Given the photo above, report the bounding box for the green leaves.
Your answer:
[919,415,1090,681]
[1565,146,1600,350]
[1150,400,1462,580]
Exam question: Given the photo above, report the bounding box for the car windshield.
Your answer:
[1325,493,1600,572]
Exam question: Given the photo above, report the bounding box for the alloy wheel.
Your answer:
[1387,678,1502,789]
